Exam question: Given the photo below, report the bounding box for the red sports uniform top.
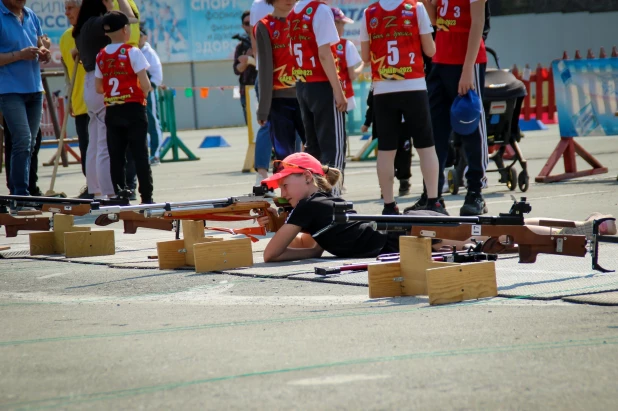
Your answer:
[365,0,425,82]
[258,15,297,90]
[433,0,487,65]
[95,44,146,106]
[288,1,337,82]
[335,39,354,98]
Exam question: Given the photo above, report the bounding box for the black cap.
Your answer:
[102,11,129,33]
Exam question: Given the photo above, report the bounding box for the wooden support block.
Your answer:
[64,230,115,258]
[399,236,456,296]
[52,214,89,254]
[29,232,55,255]
[157,239,187,270]
[368,262,403,298]
[426,262,498,306]
[194,238,253,273]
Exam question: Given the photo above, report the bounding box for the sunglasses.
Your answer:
[243,21,250,26]
[273,160,313,173]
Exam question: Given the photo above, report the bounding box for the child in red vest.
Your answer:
[288,0,347,193]
[331,8,363,112]
[94,11,153,204]
[255,0,305,165]
[360,0,446,215]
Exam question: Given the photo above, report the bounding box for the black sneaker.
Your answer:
[398,179,411,196]
[425,200,450,216]
[77,186,94,199]
[141,198,154,205]
[30,186,43,196]
[382,202,400,215]
[129,191,137,201]
[402,192,428,213]
[460,191,488,216]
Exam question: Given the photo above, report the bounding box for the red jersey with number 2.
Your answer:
[288,1,337,83]
[335,39,354,98]
[433,0,487,65]
[96,44,146,106]
[259,16,297,90]
[365,0,425,82]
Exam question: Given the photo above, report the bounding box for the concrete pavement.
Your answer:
[1,125,617,410]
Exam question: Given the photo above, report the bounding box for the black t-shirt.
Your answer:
[285,192,387,258]
[75,16,110,72]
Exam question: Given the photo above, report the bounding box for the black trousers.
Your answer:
[3,118,42,194]
[395,132,412,181]
[427,63,488,195]
[296,81,346,171]
[74,113,90,177]
[105,103,153,201]
[269,97,305,164]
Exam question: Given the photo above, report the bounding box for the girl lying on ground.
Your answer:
[257,153,616,263]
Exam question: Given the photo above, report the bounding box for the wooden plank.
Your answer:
[194,238,253,273]
[368,262,402,298]
[426,262,498,306]
[399,236,456,296]
[64,231,115,258]
[157,239,187,270]
[185,237,223,266]
[29,232,55,255]
[52,214,89,254]
[0,246,10,252]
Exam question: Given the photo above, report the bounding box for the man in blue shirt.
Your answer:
[0,0,51,195]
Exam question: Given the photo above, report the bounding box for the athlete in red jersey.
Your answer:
[420,0,489,216]
[255,0,306,165]
[288,0,347,194]
[361,0,446,216]
[96,44,146,106]
[332,8,363,112]
[94,11,154,204]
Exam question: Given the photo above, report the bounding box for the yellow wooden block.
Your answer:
[426,261,498,306]
[29,232,55,255]
[52,214,89,254]
[185,237,222,267]
[400,236,456,296]
[157,239,187,270]
[182,220,205,242]
[64,231,115,258]
[368,262,403,298]
[194,238,253,273]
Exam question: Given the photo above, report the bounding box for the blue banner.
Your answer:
[553,58,618,137]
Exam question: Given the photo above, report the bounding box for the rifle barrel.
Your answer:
[338,213,481,224]
[0,195,94,205]
[90,197,241,216]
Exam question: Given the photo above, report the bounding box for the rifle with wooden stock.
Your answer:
[332,197,617,272]
[90,186,289,237]
[0,195,128,237]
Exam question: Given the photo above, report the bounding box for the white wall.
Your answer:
[485,12,618,69]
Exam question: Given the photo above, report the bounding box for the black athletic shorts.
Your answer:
[373,90,435,151]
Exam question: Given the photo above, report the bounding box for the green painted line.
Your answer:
[2,279,618,348]
[6,336,618,411]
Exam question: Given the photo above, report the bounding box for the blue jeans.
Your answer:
[0,92,43,195]
[253,76,272,170]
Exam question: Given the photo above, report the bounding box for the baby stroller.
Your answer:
[447,47,529,194]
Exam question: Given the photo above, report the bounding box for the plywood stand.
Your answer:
[368,236,497,306]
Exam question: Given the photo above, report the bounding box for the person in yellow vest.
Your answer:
[113,0,140,46]
[60,0,91,198]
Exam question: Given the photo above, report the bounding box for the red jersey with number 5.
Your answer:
[335,39,354,98]
[95,44,146,106]
[365,0,425,82]
[433,0,487,65]
[259,15,297,90]
[288,1,337,83]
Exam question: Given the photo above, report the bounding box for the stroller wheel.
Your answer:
[507,167,518,191]
[518,170,530,192]
[448,168,460,195]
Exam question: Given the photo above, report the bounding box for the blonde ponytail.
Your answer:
[313,165,342,194]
